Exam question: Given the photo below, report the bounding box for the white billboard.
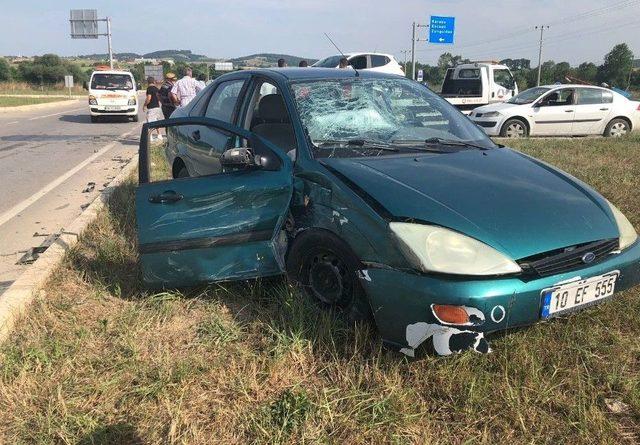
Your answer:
[70,9,98,39]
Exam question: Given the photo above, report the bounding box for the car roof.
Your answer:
[540,84,605,89]
[238,67,403,81]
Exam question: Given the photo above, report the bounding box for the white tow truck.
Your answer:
[88,67,139,123]
[440,62,518,115]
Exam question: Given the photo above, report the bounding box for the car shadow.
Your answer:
[58,114,136,124]
[77,423,143,445]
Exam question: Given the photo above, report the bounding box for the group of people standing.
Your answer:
[143,67,206,139]
[277,57,350,68]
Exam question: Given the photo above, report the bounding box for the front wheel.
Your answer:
[131,115,139,122]
[286,230,372,322]
[604,118,630,137]
[500,118,528,138]
[90,115,99,123]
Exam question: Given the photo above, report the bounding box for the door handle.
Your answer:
[565,110,574,113]
[191,130,201,141]
[148,190,183,204]
[599,108,610,111]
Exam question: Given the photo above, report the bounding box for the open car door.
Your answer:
[136,117,293,288]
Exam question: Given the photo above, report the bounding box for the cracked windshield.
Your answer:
[291,77,493,157]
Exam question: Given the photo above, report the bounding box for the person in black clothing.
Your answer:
[298,60,308,67]
[144,76,163,140]
[159,72,177,119]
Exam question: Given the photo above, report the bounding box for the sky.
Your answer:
[2,0,640,66]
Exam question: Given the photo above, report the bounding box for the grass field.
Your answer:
[1,136,640,444]
[0,82,85,96]
[0,96,72,107]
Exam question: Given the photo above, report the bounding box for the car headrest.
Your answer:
[258,94,288,122]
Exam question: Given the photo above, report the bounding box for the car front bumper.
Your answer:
[470,117,503,136]
[90,105,138,116]
[358,240,640,356]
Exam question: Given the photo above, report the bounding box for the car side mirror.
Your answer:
[221,148,258,169]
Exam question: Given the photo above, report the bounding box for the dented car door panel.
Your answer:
[137,117,293,288]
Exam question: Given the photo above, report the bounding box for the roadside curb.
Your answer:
[0,98,83,114]
[0,138,140,344]
[0,94,85,99]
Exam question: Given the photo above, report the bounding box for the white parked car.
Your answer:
[88,69,139,123]
[470,84,640,137]
[312,52,404,76]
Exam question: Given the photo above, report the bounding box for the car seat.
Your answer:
[251,94,297,152]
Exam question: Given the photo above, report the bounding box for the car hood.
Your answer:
[473,102,520,113]
[322,148,618,259]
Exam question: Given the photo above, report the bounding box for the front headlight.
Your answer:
[607,201,638,250]
[482,111,501,118]
[390,222,521,275]
[128,96,137,105]
[88,95,97,105]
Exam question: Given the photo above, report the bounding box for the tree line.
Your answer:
[1,43,638,91]
[410,43,638,91]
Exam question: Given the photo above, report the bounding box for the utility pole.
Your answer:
[106,17,113,69]
[400,49,410,75]
[411,22,416,80]
[535,25,549,86]
[410,22,428,80]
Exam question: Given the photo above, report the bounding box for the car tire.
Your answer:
[132,115,139,122]
[604,118,630,137]
[90,115,99,123]
[175,166,189,178]
[286,230,373,323]
[500,118,528,138]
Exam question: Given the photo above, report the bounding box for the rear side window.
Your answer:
[371,55,390,67]
[205,80,245,123]
[458,69,480,79]
[577,88,614,105]
[349,56,368,70]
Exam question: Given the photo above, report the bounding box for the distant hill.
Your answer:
[73,50,209,62]
[231,53,318,68]
[143,50,208,61]
[70,50,315,66]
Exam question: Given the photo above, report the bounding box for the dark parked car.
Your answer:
[136,68,640,356]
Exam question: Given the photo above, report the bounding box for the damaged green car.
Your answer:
[136,68,640,356]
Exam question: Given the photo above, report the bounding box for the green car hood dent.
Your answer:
[322,147,618,260]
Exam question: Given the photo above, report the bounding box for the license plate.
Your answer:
[541,271,619,319]
[104,105,121,111]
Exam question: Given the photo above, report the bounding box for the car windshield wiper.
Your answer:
[423,137,494,151]
[315,139,399,152]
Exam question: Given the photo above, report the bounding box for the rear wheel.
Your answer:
[604,118,630,137]
[500,118,528,138]
[131,115,139,122]
[286,230,372,322]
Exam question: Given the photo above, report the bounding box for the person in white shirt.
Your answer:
[170,68,203,107]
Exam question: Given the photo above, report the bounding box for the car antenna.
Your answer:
[324,32,359,77]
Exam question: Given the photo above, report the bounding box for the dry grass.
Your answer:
[1,136,640,444]
[0,82,85,96]
[0,97,73,107]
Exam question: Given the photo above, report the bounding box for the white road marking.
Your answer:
[6,121,18,125]
[0,126,140,229]
[27,107,86,121]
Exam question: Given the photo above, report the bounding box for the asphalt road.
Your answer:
[0,98,143,294]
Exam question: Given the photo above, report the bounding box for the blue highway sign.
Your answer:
[429,16,455,44]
